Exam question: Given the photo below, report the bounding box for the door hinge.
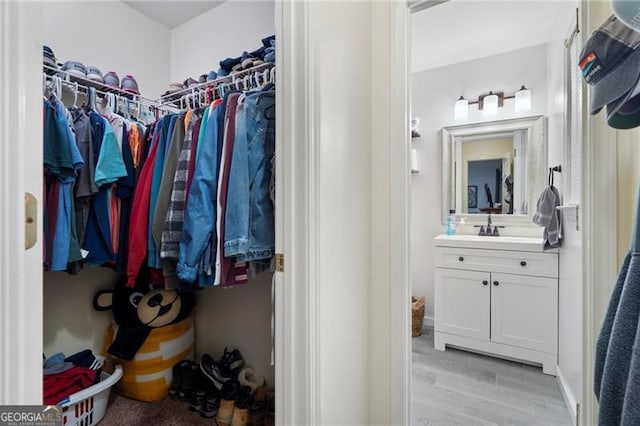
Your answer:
[275,253,284,272]
[25,192,37,250]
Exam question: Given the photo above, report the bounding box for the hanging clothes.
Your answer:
[595,184,640,425]
[42,96,84,272]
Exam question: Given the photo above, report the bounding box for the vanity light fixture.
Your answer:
[454,96,469,120]
[514,85,532,113]
[454,86,532,120]
[483,92,499,117]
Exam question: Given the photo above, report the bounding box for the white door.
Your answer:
[435,268,490,340]
[0,0,44,404]
[490,272,558,354]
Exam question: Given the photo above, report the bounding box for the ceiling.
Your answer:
[411,0,565,73]
[122,1,226,29]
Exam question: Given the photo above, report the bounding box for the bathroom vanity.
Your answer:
[433,234,558,375]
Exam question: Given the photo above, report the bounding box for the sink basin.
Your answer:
[434,234,549,252]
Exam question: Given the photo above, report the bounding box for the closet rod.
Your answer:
[43,64,162,107]
[158,62,274,104]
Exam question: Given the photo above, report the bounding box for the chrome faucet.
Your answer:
[486,214,492,235]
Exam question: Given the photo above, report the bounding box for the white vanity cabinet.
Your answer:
[433,235,559,375]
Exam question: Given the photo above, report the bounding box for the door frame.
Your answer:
[0,0,44,404]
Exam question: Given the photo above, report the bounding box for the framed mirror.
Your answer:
[441,115,547,225]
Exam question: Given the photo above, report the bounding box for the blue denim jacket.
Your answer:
[224,89,275,261]
[177,104,223,282]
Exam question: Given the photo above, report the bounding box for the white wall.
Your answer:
[410,44,548,320]
[170,0,275,83]
[43,1,171,98]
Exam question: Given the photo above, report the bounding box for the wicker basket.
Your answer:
[411,297,426,337]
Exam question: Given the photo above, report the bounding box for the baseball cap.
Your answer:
[612,0,640,33]
[579,15,640,115]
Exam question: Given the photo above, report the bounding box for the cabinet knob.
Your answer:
[493,281,499,286]
[458,256,464,262]
[482,280,488,286]
[520,261,527,267]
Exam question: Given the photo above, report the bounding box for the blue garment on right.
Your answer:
[224,89,275,262]
[177,105,223,283]
[596,183,640,425]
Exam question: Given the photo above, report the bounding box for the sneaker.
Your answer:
[220,347,244,371]
[104,71,120,88]
[190,380,217,412]
[61,61,86,78]
[85,66,104,83]
[200,395,221,419]
[43,45,57,69]
[217,379,240,426]
[200,353,237,390]
[121,74,139,94]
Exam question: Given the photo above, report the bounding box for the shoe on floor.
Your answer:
[220,347,244,371]
[197,386,221,418]
[179,362,202,400]
[200,353,239,390]
[169,360,190,397]
[231,385,252,426]
[217,379,241,426]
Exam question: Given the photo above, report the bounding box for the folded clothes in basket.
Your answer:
[43,366,98,405]
[43,349,102,405]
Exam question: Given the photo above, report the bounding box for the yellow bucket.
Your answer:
[104,316,194,402]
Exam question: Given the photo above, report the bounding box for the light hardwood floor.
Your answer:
[412,327,572,426]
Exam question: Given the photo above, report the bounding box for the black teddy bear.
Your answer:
[93,270,195,361]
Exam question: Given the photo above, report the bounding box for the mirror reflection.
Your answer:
[459,133,524,215]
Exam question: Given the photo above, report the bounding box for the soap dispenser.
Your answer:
[446,209,457,235]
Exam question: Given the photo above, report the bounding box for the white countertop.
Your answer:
[433,234,555,253]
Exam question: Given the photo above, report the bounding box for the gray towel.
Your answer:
[533,185,562,249]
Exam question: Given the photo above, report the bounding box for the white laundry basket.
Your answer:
[58,356,122,426]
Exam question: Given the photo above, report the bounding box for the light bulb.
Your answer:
[515,86,531,113]
[454,96,468,120]
[483,93,498,117]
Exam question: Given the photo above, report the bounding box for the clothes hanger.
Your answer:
[88,87,97,112]
[72,82,79,109]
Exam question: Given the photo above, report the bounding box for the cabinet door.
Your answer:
[435,268,490,340]
[490,273,558,353]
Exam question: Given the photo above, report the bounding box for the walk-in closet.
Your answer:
[41,2,278,424]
